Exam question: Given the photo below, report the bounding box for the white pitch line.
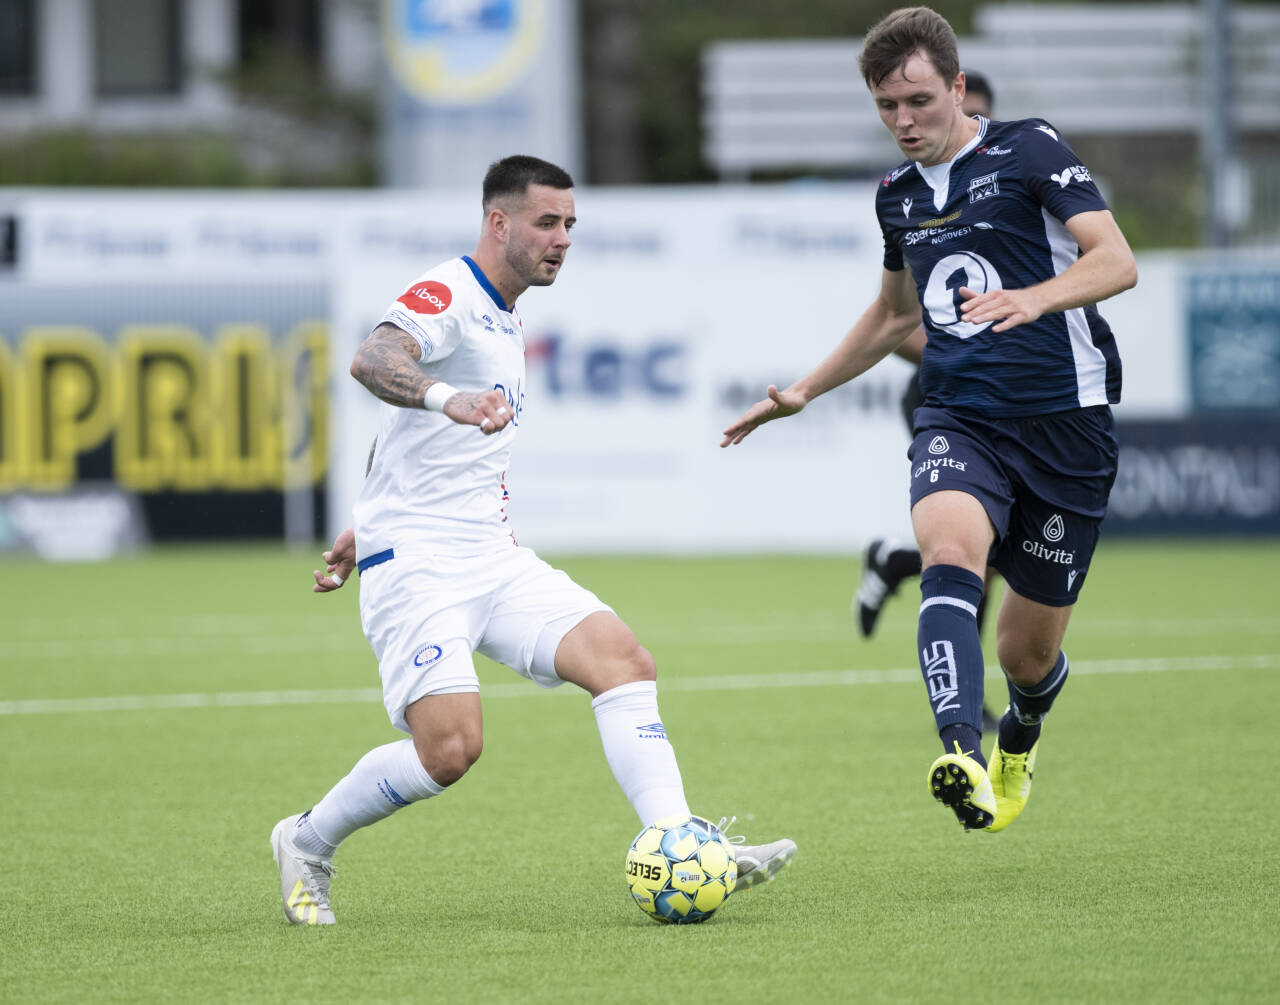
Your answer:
[1,653,1276,717]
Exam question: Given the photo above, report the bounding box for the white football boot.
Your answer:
[717,817,797,890]
[270,813,336,925]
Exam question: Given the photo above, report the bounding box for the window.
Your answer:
[94,0,181,96]
[238,0,322,65]
[0,0,36,96]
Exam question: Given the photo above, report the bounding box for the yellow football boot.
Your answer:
[926,742,996,831]
[986,738,1038,833]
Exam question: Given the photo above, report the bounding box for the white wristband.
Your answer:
[423,382,459,412]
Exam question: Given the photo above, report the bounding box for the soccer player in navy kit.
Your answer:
[722,7,1137,833]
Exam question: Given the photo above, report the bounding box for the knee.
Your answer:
[417,728,483,787]
[998,638,1058,688]
[921,546,985,578]
[618,642,658,685]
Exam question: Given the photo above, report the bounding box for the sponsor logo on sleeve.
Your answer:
[1050,165,1093,188]
[397,280,453,315]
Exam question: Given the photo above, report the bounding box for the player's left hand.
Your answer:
[957,286,1047,333]
[443,389,514,436]
[313,527,356,592]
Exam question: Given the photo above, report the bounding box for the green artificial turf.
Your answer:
[2,540,1278,1002]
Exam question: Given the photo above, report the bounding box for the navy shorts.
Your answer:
[907,405,1119,607]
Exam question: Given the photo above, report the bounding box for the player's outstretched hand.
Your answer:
[443,389,514,435]
[720,385,806,447]
[957,285,1046,333]
[313,526,356,592]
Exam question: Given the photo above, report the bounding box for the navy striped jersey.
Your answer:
[876,116,1122,417]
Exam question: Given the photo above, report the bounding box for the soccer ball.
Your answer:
[624,815,737,924]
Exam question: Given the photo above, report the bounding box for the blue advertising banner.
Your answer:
[1187,270,1280,410]
[1108,416,1280,535]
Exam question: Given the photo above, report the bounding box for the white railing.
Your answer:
[702,3,1280,177]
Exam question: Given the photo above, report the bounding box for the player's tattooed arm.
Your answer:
[349,323,432,407]
[348,322,514,434]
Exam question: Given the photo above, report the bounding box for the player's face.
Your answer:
[871,52,970,166]
[502,184,575,289]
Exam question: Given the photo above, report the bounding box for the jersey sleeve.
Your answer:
[1019,120,1109,224]
[878,198,905,271]
[379,276,464,362]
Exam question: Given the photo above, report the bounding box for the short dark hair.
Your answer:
[963,69,995,110]
[482,155,574,209]
[858,7,959,89]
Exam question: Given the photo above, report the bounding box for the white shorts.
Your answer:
[357,544,611,732]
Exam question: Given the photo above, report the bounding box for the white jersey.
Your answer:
[353,256,526,562]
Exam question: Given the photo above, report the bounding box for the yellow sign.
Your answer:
[0,323,328,493]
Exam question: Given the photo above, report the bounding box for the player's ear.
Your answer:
[487,207,509,243]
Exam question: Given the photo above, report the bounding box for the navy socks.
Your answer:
[918,564,987,765]
[998,652,1069,755]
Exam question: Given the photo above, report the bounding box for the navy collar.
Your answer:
[462,256,510,313]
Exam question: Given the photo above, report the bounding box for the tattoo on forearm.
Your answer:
[351,324,429,407]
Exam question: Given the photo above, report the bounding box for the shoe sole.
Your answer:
[735,842,797,890]
[928,761,995,830]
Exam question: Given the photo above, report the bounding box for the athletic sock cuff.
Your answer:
[920,564,985,613]
[591,679,658,711]
[1011,651,1069,698]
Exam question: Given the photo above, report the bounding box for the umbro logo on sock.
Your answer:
[635,722,667,739]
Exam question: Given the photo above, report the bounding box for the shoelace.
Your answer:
[715,816,745,846]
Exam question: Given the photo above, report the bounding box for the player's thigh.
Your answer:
[359,557,486,733]
[477,547,612,690]
[910,490,997,577]
[552,610,654,697]
[995,587,1074,687]
[908,409,1012,576]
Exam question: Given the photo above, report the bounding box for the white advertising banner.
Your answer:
[331,184,922,553]
[3,185,1247,552]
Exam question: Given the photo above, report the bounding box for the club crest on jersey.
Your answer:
[398,281,453,315]
[968,172,1000,204]
[412,644,444,667]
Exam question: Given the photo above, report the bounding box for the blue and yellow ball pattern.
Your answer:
[625,815,737,924]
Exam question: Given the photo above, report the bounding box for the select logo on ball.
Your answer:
[398,281,452,315]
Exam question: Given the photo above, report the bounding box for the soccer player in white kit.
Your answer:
[270,156,796,925]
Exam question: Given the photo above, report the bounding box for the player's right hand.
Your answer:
[313,526,356,592]
[720,385,806,447]
[442,389,514,435]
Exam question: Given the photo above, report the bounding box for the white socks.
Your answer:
[292,682,688,857]
[592,680,690,826]
[299,738,445,854]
